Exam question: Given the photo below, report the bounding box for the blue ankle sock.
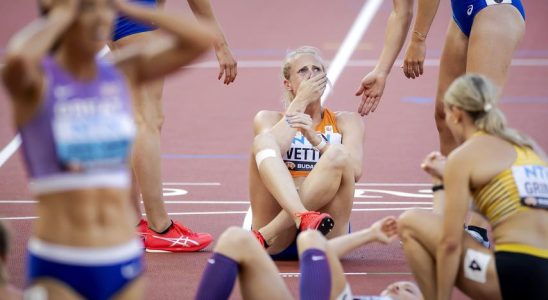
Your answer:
[195,253,239,300]
[300,248,331,300]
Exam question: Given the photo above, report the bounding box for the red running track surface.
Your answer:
[1,1,547,299]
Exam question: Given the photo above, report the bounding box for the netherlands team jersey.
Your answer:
[282,108,341,177]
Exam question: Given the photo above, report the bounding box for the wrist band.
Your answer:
[313,134,328,151]
[413,30,427,41]
[314,138,327,151]
[432,184,444,192]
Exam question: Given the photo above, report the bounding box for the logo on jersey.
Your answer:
[467,5,474,15]
[285,161,296,170]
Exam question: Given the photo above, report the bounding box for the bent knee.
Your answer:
[398,210,428,240]
[321,144,350,169]
[216,227,254,250]
[252,132,279,154]
[296,230,326,252]
[434,103,446,124]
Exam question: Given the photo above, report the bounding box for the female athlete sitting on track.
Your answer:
[248,46,365,260]
[398,74,548,300]
[195,217,423,300]
[2,0,212,298]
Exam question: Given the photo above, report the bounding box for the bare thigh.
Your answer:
[436,20,468,121]
[215,228,293,300]
[25,277,144,300]
[299,145,354,237]
[248,155,297,251]
[25,280,83,300]
[400,210,501,300]
[114,276,145,300]
[111,32,165,127]
[467,5,525,87]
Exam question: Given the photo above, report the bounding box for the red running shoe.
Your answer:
[144,221,213,253]
[252,229,269,249]
[137,219,148,236]
[296,211,335,235]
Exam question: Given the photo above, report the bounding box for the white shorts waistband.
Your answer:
[28,238,143,266]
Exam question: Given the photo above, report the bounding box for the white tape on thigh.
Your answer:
[464,248,491,283]
[255,149,277,169]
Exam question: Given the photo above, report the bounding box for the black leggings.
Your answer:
[495,251,548,300]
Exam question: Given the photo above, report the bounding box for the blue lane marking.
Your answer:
[515,49,548,57]
[402,96,548,104]
[500,96,548,104]
[162,154,247,159]
[401,97,433,104]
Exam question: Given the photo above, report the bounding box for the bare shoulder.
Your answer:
[253,110,283,134]
[334,111,364,130]
[448,135,511,170]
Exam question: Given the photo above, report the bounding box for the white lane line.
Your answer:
[0,207,432,220]
[0,216,37,220]
[0,134,21,168]
[281,272,412,278]
[352,207,431,212]
[1,58,548,73]
[322,0,384,104]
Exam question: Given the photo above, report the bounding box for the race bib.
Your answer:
[284,130,342,173]
[511,165,548,209]
[53,97,135,171]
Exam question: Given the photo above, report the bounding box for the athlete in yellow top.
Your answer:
[398,74,547,300]
[248,46,365,260]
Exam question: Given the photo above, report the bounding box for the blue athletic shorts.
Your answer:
[112,0,157,41]
[27,238,144,300]
[270,224,352,261]
[451,0,525,37]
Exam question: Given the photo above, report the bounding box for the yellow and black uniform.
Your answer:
[282,108,342,177]
[472,138,548,300]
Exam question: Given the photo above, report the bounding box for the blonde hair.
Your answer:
[280,46,328,108]
[444,74,533,148]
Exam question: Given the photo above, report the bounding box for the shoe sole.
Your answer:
[317,217,335,235]
[145,244,211,253]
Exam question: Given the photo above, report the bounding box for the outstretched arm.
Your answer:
[355,0,414,116]
[2,0,78,125]
[402,0,440,79]
[328,216,398,258]
[113,0,214,85]
[187,0,237,85]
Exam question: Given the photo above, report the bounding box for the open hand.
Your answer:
[402,39,426,79]
[215,44,237,85]
[295,73,328,105]
[355,70,387,116]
